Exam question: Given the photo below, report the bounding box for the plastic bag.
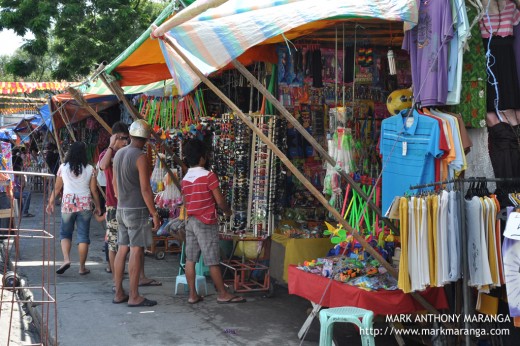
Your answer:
[150,154,167,193]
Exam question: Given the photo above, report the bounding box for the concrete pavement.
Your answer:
[5,192,323,346]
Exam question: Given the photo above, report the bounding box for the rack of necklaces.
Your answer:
[210,113,286,236]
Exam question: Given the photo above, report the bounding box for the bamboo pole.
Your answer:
[97,73,182,191]
[161,35,445,318]
[47,98,64,162]
[152,0,228,38]
[67,87,112,133]
[231,59,400,235]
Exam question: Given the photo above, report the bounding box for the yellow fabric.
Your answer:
[427,195,436,286]
[271,233,332,283]
[431,195,439,287]
[485,197,499,286]
[451,117,467,174]
[398,197,411,293]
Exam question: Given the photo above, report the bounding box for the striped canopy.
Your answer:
[159,0,418,95]
[78,78,176,95]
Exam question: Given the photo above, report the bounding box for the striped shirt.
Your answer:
[479,2,520,38]
[181,167,219,224]
[379,109,444,212]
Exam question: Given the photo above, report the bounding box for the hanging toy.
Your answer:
[386,88,412,116]
[387,49,396,75]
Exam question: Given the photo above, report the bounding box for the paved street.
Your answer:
[4,192,322,346]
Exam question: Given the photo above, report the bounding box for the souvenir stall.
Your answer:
[145,4,468,341]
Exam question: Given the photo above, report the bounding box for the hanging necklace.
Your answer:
[482,0,503,36]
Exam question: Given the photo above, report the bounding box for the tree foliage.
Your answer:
[0,0,170,81]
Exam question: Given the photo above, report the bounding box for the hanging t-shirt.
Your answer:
[403,0,453,106]
[379,109,444,212]
[479,1,520,38]
[446,0,470,104]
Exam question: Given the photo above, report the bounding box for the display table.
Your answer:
[270,234,332,283]
[288,265,449,315]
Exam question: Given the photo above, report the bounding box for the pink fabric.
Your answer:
[480,2,520,38]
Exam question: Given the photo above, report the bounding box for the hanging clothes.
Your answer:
[446,0,470,105]
[379,109,444,212]
[397,190,463,292]
[465,196,493,292]
[450,1,487,128]
[402,0,453,106]
[488,123,520,206]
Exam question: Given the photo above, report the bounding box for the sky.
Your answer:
[0,29,33,56]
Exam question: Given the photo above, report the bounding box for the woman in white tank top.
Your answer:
[46,142,101,275]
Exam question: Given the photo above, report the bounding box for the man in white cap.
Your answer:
[112,119,161,307]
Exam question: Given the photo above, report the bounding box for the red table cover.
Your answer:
[288,265,449,315]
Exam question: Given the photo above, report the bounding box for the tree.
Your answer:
[0,0,170,81]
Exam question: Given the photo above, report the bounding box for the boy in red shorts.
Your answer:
[182,139,246,304]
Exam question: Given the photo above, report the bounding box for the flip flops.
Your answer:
[138,279,162,287]
[112,296,129,304]
[217,296,246,304]
[188,296,204,305]
[128,298,157,307]
[79,269,91,275]
[56,263,71,275]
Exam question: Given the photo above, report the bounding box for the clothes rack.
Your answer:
[408,177,520,346]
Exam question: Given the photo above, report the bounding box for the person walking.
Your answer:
[112,119,160,307]
[98,121,161,289]
[181,139,245,304]
[46,142,101,275]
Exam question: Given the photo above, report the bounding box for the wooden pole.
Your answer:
[47,98,64,162]
[67,87,112,133]
[231,60,400,235]
[152,0,228,38]
[161,35,445,318]
[97,73,182,191]
[53,94,109,199]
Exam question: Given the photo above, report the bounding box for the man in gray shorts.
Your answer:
[112,119,161,307]
[181,139,246,304]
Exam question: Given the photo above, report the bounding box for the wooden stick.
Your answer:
[97,73,182,191]
[54,91,106,199]
[152,0,228,38]
[48,98,64,162]
[67,87,112,133]
[231,60,400,235]
[162,35,445,319]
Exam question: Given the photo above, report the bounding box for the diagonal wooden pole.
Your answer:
[152,0,228,38]
[47,98,64,162]
[97,73,183,191]
[232,59,399,235]
[55,90,107,200]
[161,35,446,319]
[67,87,113,133]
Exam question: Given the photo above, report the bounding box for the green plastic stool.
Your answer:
[175,243,208,295]
[319,307,375,346]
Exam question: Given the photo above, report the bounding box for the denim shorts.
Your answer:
[60,210,93,244]
[185,216,220,265]
[116,208,152,248]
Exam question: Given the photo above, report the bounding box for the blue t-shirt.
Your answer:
[379,109,444,212]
